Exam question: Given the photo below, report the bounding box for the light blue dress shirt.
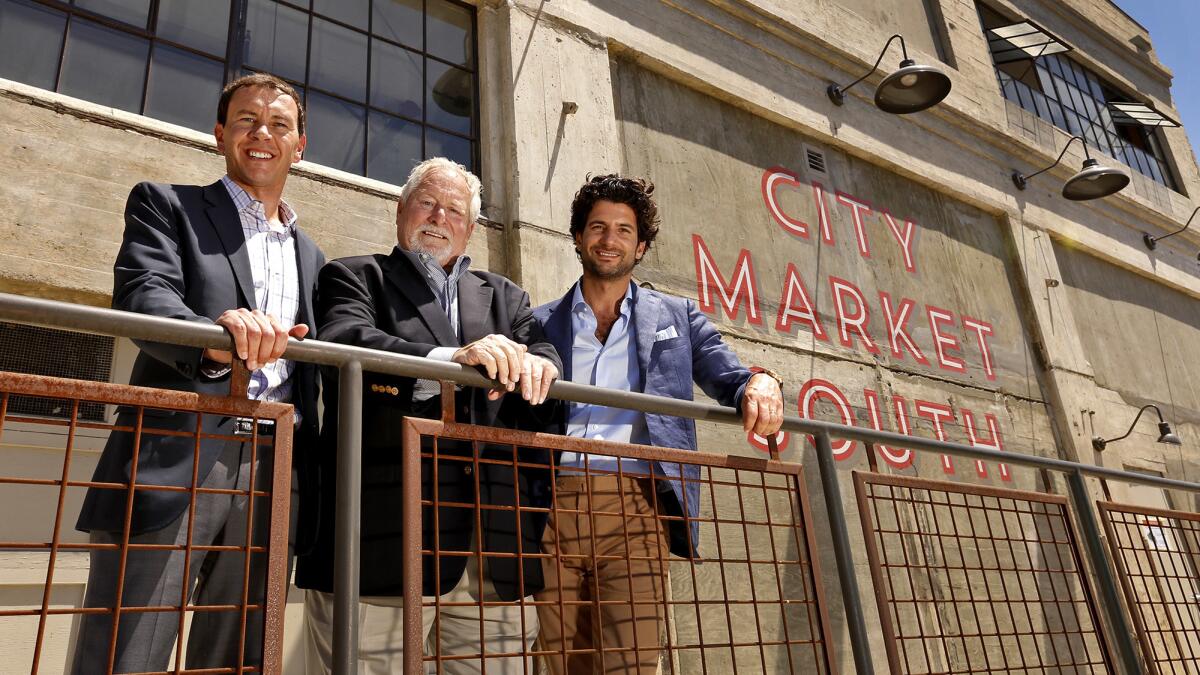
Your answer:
[561,281,653,475]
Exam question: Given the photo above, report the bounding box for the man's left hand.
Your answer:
[741,372,784,436]
[517,353,558,405]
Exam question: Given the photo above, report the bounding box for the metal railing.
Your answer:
[1,291,1199,674]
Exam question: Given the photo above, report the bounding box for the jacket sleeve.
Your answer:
[499,283,563,429]
[686,299,753,409]
[316,258,441,357]
[112,182,213,378]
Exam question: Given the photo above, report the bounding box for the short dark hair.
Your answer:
[568,174,661,253]
[217,73,305,135]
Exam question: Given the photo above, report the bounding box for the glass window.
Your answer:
[245,0,309,84]
[0,0,66,91]
[145,44,225,130]
[367,110,421,185]
[74,0,150,28]
[60,18,149,113]
[371,39,422,119]
[978,2,1178,191]
[3,0,479,181]
[373,0,420,49]
[306,90,366,174]
[156,0,231,57]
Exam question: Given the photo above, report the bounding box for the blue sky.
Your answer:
[1113,1,1200,156]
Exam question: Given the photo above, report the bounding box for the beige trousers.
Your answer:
[304,556,538,675]
[536,475,671,675]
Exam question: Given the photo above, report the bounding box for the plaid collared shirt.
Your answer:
[220,176,301,416]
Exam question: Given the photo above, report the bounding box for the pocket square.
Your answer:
[654,326,679,341]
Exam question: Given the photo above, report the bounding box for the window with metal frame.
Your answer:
[0,0,479,184]
[977,3,1179,192]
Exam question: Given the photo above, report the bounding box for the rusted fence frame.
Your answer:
[1099,501,1200,674]
[854,470,1117,674]
[397,415,840,674]
[0,370,294,674]
[7,293,1200,674]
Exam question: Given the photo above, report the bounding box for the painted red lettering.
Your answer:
[830,277,880,354]
[693,234,763,325]
[761,167,809,238]
[863,389,913,468]
[798,379,856,459]
[962,316,997,381]
[776,263,828,339]
[879,291,929,365]
[962,409,1010,480]
[835,191,873,258]
[927,305,965,373]
[915,400,956,473]
[881,210,917,273]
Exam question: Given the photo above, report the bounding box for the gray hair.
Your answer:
[399,157,483,224]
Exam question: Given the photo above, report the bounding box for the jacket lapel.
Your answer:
[457,272,492,345]
[203,181,257,310]
[631,286,660,383]
[382,248,458,346]
[294,232,318,334]
[544,285,577,382]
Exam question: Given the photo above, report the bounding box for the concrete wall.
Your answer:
[0,0,1198,671]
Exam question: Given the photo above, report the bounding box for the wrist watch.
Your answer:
[749,365,783,388]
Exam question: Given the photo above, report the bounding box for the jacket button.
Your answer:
[463,466,473,475]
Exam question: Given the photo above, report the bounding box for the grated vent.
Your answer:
[0,322,114,422]
[806,148,827,175]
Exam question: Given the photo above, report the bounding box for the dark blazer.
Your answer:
[294,248,562,601]
[534,282,751,558]
[77,180,325,536]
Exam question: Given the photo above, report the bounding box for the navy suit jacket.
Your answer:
[77,180,325,535]
[294,249,562,600]
[534,282,752,557]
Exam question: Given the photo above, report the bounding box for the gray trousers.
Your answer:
[71,434,283,674]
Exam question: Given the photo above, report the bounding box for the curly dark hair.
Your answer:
[569,174,661,255]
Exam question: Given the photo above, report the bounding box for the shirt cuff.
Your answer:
[427,347,457,362]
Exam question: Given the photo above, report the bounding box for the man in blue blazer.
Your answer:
[532,174,784,674]
[72,74,324,673]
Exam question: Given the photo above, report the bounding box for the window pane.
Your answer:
[74,0,150,28]
[306,90,365,174]
[156,0,230,56]
[313,0,366,30]
[145,45,223,131]
[371,39,421,119]
[367,110,421,185]
[372,0,419,49]
[426,0,471,66]
[310,17,367,101]
[426,59,471,135]
[60,18,148,113]
[426,127,471,171]
[0,0,66,90]
[245,0,308,83]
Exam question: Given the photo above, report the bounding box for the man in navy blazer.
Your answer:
[532,174,784,674]
[72,74,324,673]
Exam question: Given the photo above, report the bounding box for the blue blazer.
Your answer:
[534,283,752,557]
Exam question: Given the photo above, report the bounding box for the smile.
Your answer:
[247,150,274,159]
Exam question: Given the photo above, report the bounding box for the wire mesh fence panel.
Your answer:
[1099,501,1200,675]
[399,416,837,675]
[854,471,1114,674]
[0,371,293,674]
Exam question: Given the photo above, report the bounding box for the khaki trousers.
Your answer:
[304,556,538,675]
[536,475,670,675]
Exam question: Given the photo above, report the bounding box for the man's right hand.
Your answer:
[452,334,529,399]
[203,308,308,370]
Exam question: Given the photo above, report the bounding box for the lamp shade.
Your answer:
[1061,158,1129,201]
[1157,421,1182,446]
[874,59,952,114]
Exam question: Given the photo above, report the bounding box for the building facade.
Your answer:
[0,0,1197,671]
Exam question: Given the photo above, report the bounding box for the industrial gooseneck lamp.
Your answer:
[826,34,953,114]
[1092,403,1182,451]
[1143,205,1199,250]
[1011,135,1130,201]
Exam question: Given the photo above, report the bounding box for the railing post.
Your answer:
[1066,469,1146,675]
[813,430,875,675]
[333,360,363,675]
